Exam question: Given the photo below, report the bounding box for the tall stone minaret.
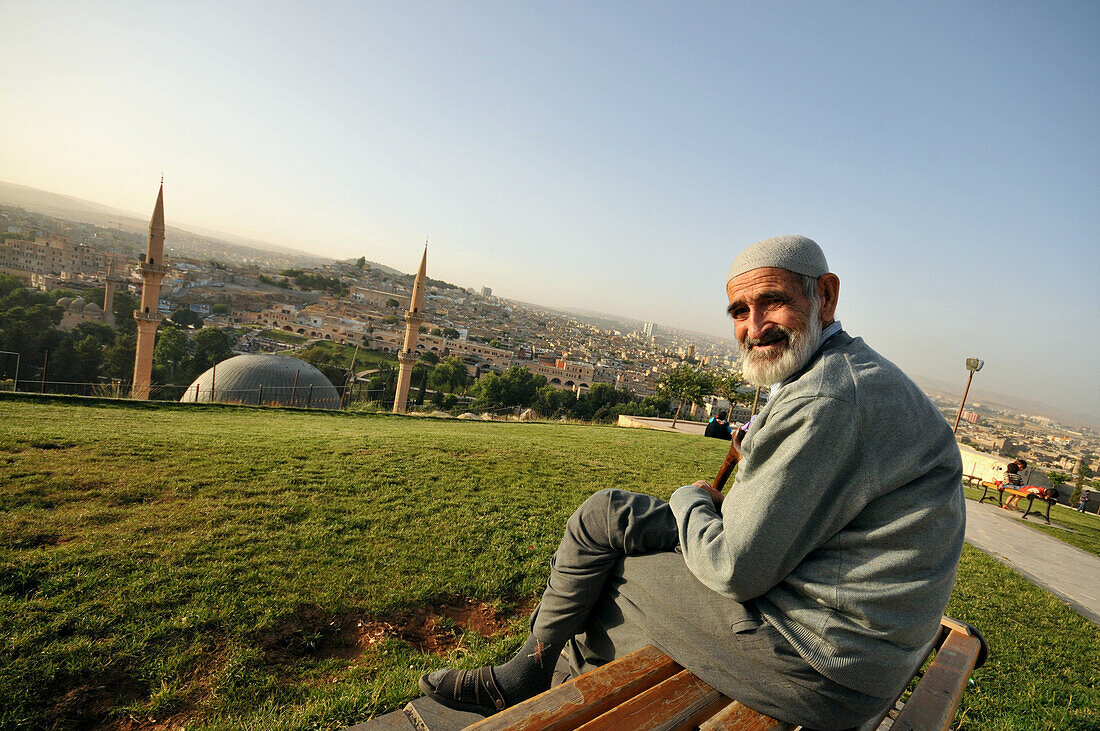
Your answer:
[131,182,168,399]
[102,260,118,327]
[392,245,428,414]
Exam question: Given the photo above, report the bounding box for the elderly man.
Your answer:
[421,236,965,730]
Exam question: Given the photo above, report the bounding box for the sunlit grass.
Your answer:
[1,396,1096,730]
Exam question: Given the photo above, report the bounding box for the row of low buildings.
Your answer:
[2,223,737,403]
[0,234,130,290]
[242,299,641,393]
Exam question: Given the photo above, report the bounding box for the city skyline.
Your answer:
[1,2,1097,419]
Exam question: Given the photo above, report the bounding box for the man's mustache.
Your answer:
[744,329,791,351]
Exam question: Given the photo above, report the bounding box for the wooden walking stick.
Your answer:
[712,436,741,492]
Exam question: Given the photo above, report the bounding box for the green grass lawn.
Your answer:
[259,328,307,344]
[289,341,398,370]
[1,396,1097,730]
[963,485,1100,557]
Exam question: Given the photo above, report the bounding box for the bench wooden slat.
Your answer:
[697,701,793,730]
[463,617,984,731]
[464,644,680,731]
[889,628,982,731]
[571,668,728,731]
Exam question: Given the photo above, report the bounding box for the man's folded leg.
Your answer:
[421,488,679,715]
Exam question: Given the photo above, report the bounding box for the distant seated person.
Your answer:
[1001,459,1028,510]
[1077,490,1092,513]
[704,410,733,440]
[1005,458,1025,486]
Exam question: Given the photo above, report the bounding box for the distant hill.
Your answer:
[911,373,1099,431]
[0,180,124,220]
[0,180,324,266]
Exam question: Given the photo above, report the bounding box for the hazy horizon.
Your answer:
[2,2,1097,421]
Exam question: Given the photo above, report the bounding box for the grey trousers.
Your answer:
[528,489,890,731]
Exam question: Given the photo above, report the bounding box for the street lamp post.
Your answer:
[953,357,984,434]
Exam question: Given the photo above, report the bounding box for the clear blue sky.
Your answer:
[2,2,1097,420]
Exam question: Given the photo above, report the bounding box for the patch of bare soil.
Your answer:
[260,597,534,664]
[49,600,534,729]
[51,670,144,730]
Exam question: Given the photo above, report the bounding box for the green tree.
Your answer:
[470,366,544,413]
[415,366,429,406]
[588,384,634,422]
[441,327,459,340]
[170,309,204,329]
[71,321,116,347]
[712,370,751,407]
[0,300,64,383]
[189,328,234,377]
[211,303,230,315]
[533,384,577,419]
[386,298,400,309]
[1045,471,1070,500]
[299,344,347,387]
[1070,457,1094,506]
[72,335,105,387]
[617,394,673,419]
[355,256,366,269]
[430,356,468,393]
[104,333,136,381]
[153,326,191,382]
[657,364,712,428]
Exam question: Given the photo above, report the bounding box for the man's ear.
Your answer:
[817,273,840,324]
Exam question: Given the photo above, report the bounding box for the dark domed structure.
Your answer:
[180,354,341,409]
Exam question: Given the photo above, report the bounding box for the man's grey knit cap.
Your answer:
[727,235,829,283]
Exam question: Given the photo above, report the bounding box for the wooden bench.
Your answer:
[1004,487,1058,524]
[464,617,987,731]
[979,481,1059,524]
[976,480,1005,505]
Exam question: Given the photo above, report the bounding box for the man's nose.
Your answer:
[745,307,772,340]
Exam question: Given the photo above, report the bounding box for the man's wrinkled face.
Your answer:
[726,268,821,386]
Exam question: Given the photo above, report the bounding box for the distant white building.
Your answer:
[642,322,657,338]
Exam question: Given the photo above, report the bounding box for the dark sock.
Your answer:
[492,634,565,705]
[428,634,565,707]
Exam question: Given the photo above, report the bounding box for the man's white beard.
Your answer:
[739,301,822,387]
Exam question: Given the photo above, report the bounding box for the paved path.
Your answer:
[964,499,1100,625]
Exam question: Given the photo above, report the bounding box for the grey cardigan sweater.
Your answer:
[669,332,964,698]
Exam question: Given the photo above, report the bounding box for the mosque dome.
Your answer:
[69,297,87,312]
[83,302,102,314]
[56,297,73,308]
[179,354,341,409]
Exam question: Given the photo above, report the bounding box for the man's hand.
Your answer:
[692,479,724,510]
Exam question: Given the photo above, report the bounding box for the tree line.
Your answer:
[0,274,138,391]
[0,273,236,397]
[1,273,751,423]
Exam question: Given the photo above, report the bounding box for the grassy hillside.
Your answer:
[1,396,1097,730]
